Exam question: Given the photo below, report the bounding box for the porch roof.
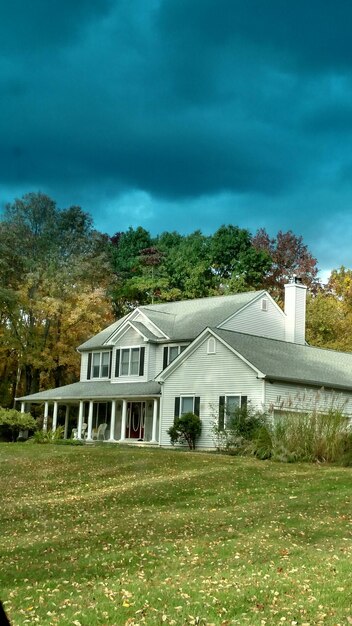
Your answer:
[17,380,161,402]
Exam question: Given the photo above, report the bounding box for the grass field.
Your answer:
[0,444,351,626]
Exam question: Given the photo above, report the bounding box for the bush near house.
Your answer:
[213,404,352,465]
[0,408,37,442]
[168,412,202,449]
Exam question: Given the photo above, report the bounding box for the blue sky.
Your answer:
[1,0,352,276]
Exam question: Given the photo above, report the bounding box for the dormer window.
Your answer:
[87,351,111,379]
[261,298,268,312]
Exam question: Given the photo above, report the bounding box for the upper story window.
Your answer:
[115,347,145,377]
[87,351,111,379]
[261,298,268,311]
[207,337,216,354]
[163,344,188,369]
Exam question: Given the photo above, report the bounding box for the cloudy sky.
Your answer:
[1,0,352,275]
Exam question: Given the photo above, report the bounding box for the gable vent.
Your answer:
[261,298,268,312]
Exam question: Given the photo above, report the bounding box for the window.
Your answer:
[218,394,248,430]
[115,347,145,377]
[174,396,200,418]
[87,351,112,379]
[207,337,216,354]
[163,344,188,369]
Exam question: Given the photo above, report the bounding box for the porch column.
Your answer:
[77,400,84,440]
[86,401,94,441]
[64,406,70,439]
[119,399,127,441]
[109,400,117,442]
[52,401,58,433]
[151,398,158,443]
[20,402,25,414]
[43,402,49,432]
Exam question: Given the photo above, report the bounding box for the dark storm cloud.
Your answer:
[1,0,352,271]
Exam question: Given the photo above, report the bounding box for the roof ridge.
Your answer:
[141,290,265,310]
[213,327,352,356]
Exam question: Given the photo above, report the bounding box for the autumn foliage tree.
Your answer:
[252,228,319,301]
[0,192,114,405]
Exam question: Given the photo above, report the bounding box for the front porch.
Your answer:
[20,397,160,444]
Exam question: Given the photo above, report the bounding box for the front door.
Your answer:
[126,402,145,439]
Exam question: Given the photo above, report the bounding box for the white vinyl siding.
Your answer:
[80,352,89,381]
[114,327,143,348]
[219,296,285,340]
[147,343,158,380]
[160,335,263,448]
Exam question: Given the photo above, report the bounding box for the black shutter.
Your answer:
[139,347,145,376]
[174,397,180,420]
[194,396,200,417]
[241,396,248,409]
[108,351,112,378]
[219,396,225,430]
[87,353,92,380]
[163,346,168,369]
[115,349,120,378]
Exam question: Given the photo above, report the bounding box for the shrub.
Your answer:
[32,426,64,444]
[212,404,270,457]
[271,409,352,463]
[168,412,202,450]
[0,408,37,442]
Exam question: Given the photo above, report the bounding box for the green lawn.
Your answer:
[0,444,351,626]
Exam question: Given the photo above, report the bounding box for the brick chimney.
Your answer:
[284,276,307,344]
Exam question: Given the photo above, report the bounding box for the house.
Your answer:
[17,279,352,447]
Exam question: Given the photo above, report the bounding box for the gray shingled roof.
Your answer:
[79,291,265,350]
[17,381,161,402]
[214,328,352,391]
[130,321,160,341]
[77,313,130,351]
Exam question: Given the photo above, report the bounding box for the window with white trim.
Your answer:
[163,344,188,368]
[207,337,216,354]
[218,394,247,429]
[88,351,111,379]
[174,395,200,418]
[115,347,145,377]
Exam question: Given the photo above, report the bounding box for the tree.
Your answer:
[210,225,272,292]
[252,229,319,301]
[0,192,114,405]
[0,407,37,442]
[306,267,352,352]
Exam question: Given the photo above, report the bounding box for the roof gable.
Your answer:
[155,327,264,382]
[78,291,264,350]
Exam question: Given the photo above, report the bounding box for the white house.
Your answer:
[17,279,352,447]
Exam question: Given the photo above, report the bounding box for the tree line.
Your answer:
[0,192,348,407]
